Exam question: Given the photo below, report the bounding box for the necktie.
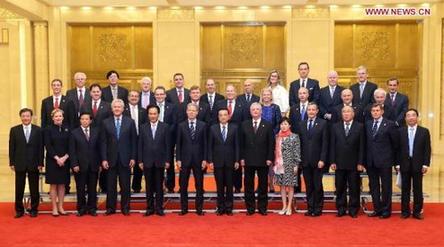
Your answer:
[209,95,214,110]
[24,126,30,143]
[158,103,164,122]
[308,119,313,131]
[253,121,258,133]
[222,125,227,142]
[301,104,306,120]
[131,106,138,135]
[112,87,118,100]
[390,93,396,106]
[151,124,157,139]
[330,86,334,99]
[247,94,251,103]
[408,127,414,157]
[78,89,84,108]
[190,121,196,140]
[345,122,350,136]
[301,79,306,88]
[359,83,365,99]
[115,118,121,140]
[84,128,90,141]
[228,100,233,117]
[93,101,98,117]
[178,90,183,103]
[372,120,379,137]
[54,97,59,109]
[142,93,149,109]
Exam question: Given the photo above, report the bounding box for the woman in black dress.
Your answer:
[44,108,70,216]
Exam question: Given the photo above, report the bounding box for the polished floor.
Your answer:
[1,152,443,202]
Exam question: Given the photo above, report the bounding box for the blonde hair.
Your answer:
[51,108,64,118]
[260,87,273,104]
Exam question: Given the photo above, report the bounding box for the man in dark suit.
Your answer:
[397,109,431,220]
[153,86,178,193]
[319,71,343,123]
[176,103,208,215]
[208,108,240,216]
[69,112,100,217]
[80,83,112,193]
[332,89,364,123]
[139,77,156,109]
[350,65,378,107]
[240,102,274,215]
[365,103,399,219]
[100,99,137,216]
[330,106,365,218]
[102,70,129,105]
[385,78,409,127]
[289,62,321,106]
[138,105,171,216]
[41,79,76,129]
[123,90,148,193]
[166,73,190,106]
[200,78,225,125]
[237,79,260,114]
[299,103,328,217]
[9,108,44,218]
[215,84,247,193]
[363,88,396,123]
[178,85,211,123]
[66,72,91,122]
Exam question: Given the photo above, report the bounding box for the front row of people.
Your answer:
[9,101,431,219]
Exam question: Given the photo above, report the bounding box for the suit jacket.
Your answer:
[100,116,137,167]
[166,88,190,106]
[66,87,91,116]
[350,81,378,107]
[332,104,364,123]
[240,119,274,167]
[9,124,44,172]
[69,126,101,172]
[384,92,409,126]
[207,123,240,167]
[289,78,321,107]
[138,121,171,168]
[40,95,76,129]
[200,93,225,124]
[215,99,247,126]
[288,104,308,134]
[102,85,129,105]
[175,120,207,167]
[123,104,148,134]
[178,101,211,124]
[319,85,343,118]
[298,118,328,167]
[237,93,260,110]
[138,91,156,109]
[80,100,112,128]
[365,118,399,168]
[363,103,396,123]
[153,101,178,145]
[329,121,365,170]
[397,126,431,173]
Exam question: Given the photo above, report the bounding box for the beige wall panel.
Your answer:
[134,25,153,70]
[265,24,285,74]
[92,26,133,70]
[201,25,222,71]
[397,23,419,69]
[334,24,353,68]
[223,25,263,69]
[69,26,91,71]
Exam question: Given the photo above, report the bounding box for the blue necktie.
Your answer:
[301,104,306,120]
[308,119,313,131]
[371,120,378,137]
[408,127,414,157]
[222,125,227,142]
[190,121,196,140]
[115,118,121,140]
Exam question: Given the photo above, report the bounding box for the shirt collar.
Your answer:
[252,118,261,125]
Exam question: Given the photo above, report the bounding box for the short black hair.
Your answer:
[173,73,184,79]
[19,108,33,116]
[89,83,102,91]
[279,116,291,125]
[79,112,92,119]
[387,77,399,85]
[154,86,166,92]
[371,103,384,111]
[147,104,160,114]
[405,108,419,117]
[298,62,309,70]
[218,107,229,114]
[106,70,120,79]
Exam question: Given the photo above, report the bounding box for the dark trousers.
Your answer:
[244,166,268,213]
[74,168,98,212]
[165,165,176,191]
[367,166,392,215]
[233,168,242,191]
[294,167,302,192]
[214,166,234,212]
[335,169,360,215]
[131,165,143,192]
[303,166,324,214]
[15,170,39,213]
[401,168,423,215]
[179,163,204,212]
[99,169,108,192]
[144,167,165,213]
[106,160,131,211]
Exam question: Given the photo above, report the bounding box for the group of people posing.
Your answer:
[9,62,431,220]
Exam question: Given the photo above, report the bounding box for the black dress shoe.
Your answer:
[367,211,381,217]
[29,211,38,217]
[312,212,322,217]
[413,214,424,220]
[258,211,268,216]
[246,211,255,216]
[156,211,165,216]
[379,213,391,219]
[178,211,188,216]
[401,213,410,219]
[89,211,97,216]
[304,211,313,216]
[14,212,24,218]
[76,211,86,217]
[196,211,205,216]
[350,213,358,218]
[104,209,115,216]
[336,210,346,217]
[216,211,224,216]
[144,210,155,216]
[122,210,130,216]
[226,211,233,216]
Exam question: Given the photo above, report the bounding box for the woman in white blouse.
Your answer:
[267,70,289,116]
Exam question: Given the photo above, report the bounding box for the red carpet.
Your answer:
[0,202,443,247]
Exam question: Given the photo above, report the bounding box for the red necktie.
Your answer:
[178,90,183,103]
[227,100,233,117]
[92,101,98,117]
[54,97,59,109]
[78,89,84,108]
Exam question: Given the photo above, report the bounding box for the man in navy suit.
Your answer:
[397,109,431,220]
[69,112,101,216]
[41,79,76,129]
[289,62,321,106]
[208,108,240,216]
[363,88,395,123]
[385,78,409,127]
[178,85,211,124]
[138,105,171,216]
[299,103,328,217]
[66,72,91,123]
[102,70,129,105]
[100,99,137,216]
[350,65,378,107]
[166,73,190,106]
[176,103,208,215]
[237,79,260,114]
[319,71,343,123]
[332,89,364,123]
[139,77,156,109]
[200,79,225,125]
[154,86,178,193]
[365,103,399,219]
[9,108,44,218]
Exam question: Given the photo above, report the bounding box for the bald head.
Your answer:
[244,79,254,94]
[341,89,353,104]
[327,71,338,87]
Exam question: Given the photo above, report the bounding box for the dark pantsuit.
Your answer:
[233,169,242,191]
[367,167,392,214]
[15,170,39,213]
[401,161,423,215]
[144,167,165,212]
[335,169,360,215]
[303,166,324,214]
[179,164,204,212]
[106,159,131,212]
[132,165,143,192]
[244,166,268,213]
[214,167,234,212]
[74,169,98,212]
